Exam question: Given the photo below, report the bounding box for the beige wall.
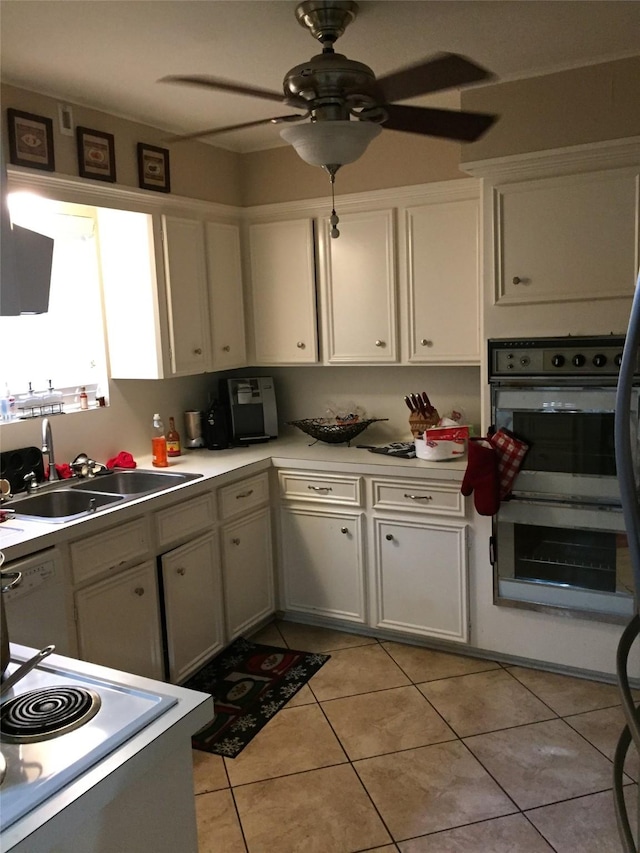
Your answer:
[1,84,244,206]
[461,56,640,162]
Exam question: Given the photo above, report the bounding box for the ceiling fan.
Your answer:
[160,0,498,235]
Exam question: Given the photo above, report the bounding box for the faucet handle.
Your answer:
[23,471,38,493]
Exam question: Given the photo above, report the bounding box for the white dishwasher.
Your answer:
[2,548,75,656]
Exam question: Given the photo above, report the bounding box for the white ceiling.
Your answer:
[1,0,639,153]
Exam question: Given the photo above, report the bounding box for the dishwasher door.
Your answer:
[2,547,75,655]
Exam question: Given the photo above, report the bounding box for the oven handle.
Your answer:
[489,535,496,566]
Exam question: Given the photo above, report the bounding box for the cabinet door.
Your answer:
[75,560,164,679]
[161,215,211,375]
[205,221,247,371]
[373,517,469,643]
[222,506,275,639]
[248,219,318,364]
[319,209,398,363]
[280,506,366,624]
[405,198,480,364]
[494,169,638,305]
[161,532,224,683]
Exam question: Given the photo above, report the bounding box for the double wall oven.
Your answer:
[489,335,639,622]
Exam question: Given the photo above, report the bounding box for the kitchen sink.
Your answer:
[71,469,203,496]
[8,489,124,522]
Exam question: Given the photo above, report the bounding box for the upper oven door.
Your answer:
[492,385,639,504]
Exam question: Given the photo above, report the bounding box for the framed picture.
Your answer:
[7,109,55,171]
[137,142,170,193]
[76,126,116,182]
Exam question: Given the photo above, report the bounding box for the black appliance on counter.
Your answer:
[203,401,230,450]
[220,377,278,445]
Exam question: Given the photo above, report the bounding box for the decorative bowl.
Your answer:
[288,418,388,445]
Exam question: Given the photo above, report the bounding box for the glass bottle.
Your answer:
[79,386,89,410]
[152,413,169,468]
[166,416,181,457]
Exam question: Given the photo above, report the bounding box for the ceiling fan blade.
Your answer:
[159,74,287,103]
[164,114,307,144]
[376,53,495,103]
[381,104,497,142]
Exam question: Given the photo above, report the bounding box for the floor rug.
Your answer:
[185,636,330,758]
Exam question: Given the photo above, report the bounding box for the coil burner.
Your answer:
[0,686,101,743]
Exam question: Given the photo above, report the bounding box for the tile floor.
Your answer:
[192,621,639,852]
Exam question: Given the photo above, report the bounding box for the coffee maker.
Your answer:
[221,377,278,445]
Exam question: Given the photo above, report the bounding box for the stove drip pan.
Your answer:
[1,686,101,743]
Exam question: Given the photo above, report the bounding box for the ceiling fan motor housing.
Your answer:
[295,0,359,45]
[283,52,378,112]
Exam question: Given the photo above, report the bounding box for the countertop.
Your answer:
[0,436,467,561]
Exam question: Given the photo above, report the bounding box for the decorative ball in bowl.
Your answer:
[288,418,388,445]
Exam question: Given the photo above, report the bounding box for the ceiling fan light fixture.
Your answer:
[280,120,381,168]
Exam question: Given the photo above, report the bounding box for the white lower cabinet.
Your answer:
[222,506,275,640]
[372,516,469,643]
[280,505,366,624]
[161,532,224,683]
[75,560,164,680]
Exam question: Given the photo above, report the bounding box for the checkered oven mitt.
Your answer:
[488,428,530,500]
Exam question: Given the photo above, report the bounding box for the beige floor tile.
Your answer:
[381,641,501,682]
[277,620,378,652]
[248,622,287,647]
[526,786,638,853]
[355,740,517,840]
[196,788,246,853]
[506,666,624,716]
[398,813,554,852]
[322,685,456,760]
[192,749,229,793]
[565,704,640,781]
[233,764,392,853]
[283,682,316,707]
[464,718,615,809]
[224,703,347,786]
[418,668,556,737]
[308,643,411,701]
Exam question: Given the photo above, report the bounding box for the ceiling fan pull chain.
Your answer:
[329,171,340,239]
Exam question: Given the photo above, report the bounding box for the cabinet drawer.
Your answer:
[371,478,464,517]
[219,472,269,520]
[155,492,215,549]
[71,517,150,585]
[278,471,363,506]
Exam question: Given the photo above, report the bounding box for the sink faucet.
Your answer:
[41,417,59,481]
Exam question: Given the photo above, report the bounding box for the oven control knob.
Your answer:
[519,355,530,367]
[551,355,565,367]
[592,353,607,368]
[572,354,586,367]
[615,353,623,367]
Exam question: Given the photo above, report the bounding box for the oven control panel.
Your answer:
[489,336,634,378]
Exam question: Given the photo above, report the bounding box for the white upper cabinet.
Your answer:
[493,168,638,306]
[247,218,318,364]
[204,221,247,371]
[318,209,398,364]
[161,214,212,376]
[403,194,480,364]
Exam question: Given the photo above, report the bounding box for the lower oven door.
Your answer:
[494,500,635,622]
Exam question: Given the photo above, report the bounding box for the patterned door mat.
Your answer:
[184,637,330,758]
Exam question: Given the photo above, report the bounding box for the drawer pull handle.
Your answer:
[341,527,348,534]
[134,587,145,596]
[385,533,394,541]
[404,493,432,501]
[177,567,186,576]
[236,489,254,499]
[308,485,332,492]
[231,537,241,545]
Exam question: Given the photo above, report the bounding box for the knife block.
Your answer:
[408,410,440,437]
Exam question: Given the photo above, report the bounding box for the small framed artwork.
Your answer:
[76,126,116,182]
[7,109,55,171]
[137,142,171,193]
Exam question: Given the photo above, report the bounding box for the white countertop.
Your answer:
[0,436,467,561]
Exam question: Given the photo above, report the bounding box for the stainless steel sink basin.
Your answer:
[71,469,203,496]
[9,489,124,522]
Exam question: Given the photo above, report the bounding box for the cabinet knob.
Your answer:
[420,339,433,347]
[231,537,240,545]
[177,567,186,576]
[297,341,305,349]
[341,526,348,534]
[194,347,202,355]
[134,587,145,596]
[375,340,385,347]
[385,533,394,541]
[222,345,230,352]
[512,276,522,285]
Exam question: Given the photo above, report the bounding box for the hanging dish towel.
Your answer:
[488,428,530,500]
